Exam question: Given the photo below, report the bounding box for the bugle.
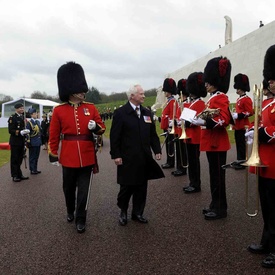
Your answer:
[179,91,189,140]
[242,84,267,217]
[169,100,177,135]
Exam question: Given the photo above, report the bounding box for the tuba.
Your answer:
[242,84,267,217]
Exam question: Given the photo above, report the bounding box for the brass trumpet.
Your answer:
[242,84,267,217]
[197,108,220,120]
[179,91,190,140]
[169,100,177,135]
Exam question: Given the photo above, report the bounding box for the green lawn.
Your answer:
[0,127,10,166]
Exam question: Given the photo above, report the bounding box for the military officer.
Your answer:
[48,61,105,233]
[8,103,30,182]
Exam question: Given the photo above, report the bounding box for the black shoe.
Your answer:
[202,208,212,214]
[20,176,29,180]
[248,243,269,254]
[161,163,174,169]
[132,214,148,223]
[204,211,227,220]
[234,164,245,170]
[172,170,186,177]
[76,222,86,233]
[119,211,127,226]
[13,177,21,182]
[67,213,74,223]
[262,253,275,268]
[184,186,201,193]
[36,171,41,174]
[31,171,38,174]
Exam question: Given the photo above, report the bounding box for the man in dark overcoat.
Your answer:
[110,84,165,226]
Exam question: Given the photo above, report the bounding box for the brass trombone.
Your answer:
[242,84,267,217]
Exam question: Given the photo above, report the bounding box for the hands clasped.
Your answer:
[88,120,96,130]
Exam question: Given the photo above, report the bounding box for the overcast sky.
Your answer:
[0,0,274,99]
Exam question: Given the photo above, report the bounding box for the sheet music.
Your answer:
[180,108,196,122]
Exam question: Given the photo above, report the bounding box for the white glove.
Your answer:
[190,117,206,126]
[245,130,254,145]
[20,129,30,136]
[88,120,96,130]
[168,119,173,128]
[232,112,238,120]
[51,161,60,166]
[177,120,182,127]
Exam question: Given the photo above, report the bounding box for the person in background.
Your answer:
[183,72,207,193]
[110,84,164,226]
[48,61,105,234]
[41,114,49,150]
[160,78,177,169]
[231,73,253,170]
[191,56,232,220]
[8,103,30,182]
[247,45,275,269]
[26,108,42,174]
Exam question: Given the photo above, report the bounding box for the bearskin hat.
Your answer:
[177,79,189,96]
[186,72,207,98]
[233,73,250,92]
[263,78,269,90]
[57,61,88,102]
[263,45,275,82]
[162,78,177,95]
[203,56,231,93]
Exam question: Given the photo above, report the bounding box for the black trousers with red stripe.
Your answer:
[206,151,227,213]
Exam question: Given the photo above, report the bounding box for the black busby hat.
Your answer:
[187,72,207,98]
[14,103,23,109]
[177,79,189,96]
[203,56,231,93]
[263,78,269,90]
[57,61,88,102]
[162,78,177,95]
[233,73,250,92]
[263,45,275,82]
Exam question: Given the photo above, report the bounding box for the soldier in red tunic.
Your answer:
[160,78,178,169]
[247,45,275,268]
[183,72,207,193]
[231,73,253,170]
[172,79,189,177]
[48,62,105,233]
[191,56,232,220]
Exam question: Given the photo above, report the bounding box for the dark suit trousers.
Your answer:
[259,176,275,253]
[117,181,148,215]
[62,165,93,223]
[10,145,25,178]
[187,143,201,188]
[206,151,227,213]
[234,129,246,160]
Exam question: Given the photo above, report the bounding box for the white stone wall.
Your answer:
[166,20,275,103]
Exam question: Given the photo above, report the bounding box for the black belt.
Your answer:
[63,134,93,141]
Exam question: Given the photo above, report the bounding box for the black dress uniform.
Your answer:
[8,104,29,182]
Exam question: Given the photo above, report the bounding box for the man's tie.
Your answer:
[135,106,140,118]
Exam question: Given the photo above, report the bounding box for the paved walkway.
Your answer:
[0,139,273,275]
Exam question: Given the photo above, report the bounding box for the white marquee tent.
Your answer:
[0,98,58,128]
